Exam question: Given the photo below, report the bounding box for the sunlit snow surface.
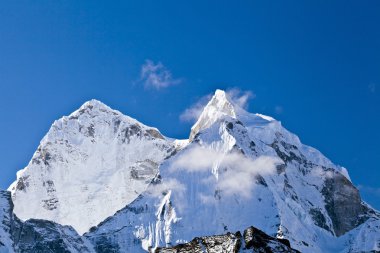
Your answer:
[8,91,380,252]
[9,100,174,235]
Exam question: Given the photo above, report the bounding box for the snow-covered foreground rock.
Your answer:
[2,89,380,252]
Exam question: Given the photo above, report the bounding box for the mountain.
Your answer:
[2,89,380,252]
[8,100,175,235]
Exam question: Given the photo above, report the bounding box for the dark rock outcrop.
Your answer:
[243,226,299,253]
[155,226,299,253]
[0,190,93,253]
[322,170,370,236]
[11,218,92,253]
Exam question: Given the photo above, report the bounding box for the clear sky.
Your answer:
[0,1,379,209]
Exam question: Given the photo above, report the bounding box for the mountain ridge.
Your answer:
[8,98,175,234]
[2,89,379,252]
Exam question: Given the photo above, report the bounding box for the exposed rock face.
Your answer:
[155,226,299,253]
[11,219,93,253]
[0,190,93,253]
[242,226,299,253]
[269,133,373,237]
[322,170,370,236]
[155,232,241,253]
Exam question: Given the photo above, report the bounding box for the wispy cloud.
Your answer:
[169,146,281,198]
[179,94,213,122]
[275,105,284,114]
[357,185,380,197]
[147,177,187,212]
[148,178,186,198]
[218,155,278,198]
[226,88,255,109]
[368,83,376,93]
[180,88,255,122]
[140,60,181,89]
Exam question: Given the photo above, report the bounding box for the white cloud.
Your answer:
[179,94,212,122]
[147,177,188,212]
[218,155,278,198]
[368,83,376,93]
[199,193,216,204]
[140,60,181,89]
[357,185,380,197]
[275,106,284,114]
[226,88,255,109]
[169,147,222,172]
[148,178,186,198]
[169,146,281,198]
[180,88,255,122]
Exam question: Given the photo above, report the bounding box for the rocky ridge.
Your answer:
[155,226,300,253]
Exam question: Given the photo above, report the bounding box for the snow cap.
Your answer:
[189,89,239,141]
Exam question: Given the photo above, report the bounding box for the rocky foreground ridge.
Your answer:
[155,226,300,253]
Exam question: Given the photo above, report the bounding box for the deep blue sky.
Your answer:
[0,1,379,209]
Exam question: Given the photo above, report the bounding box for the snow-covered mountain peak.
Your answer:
[69,99,122,120]
[189,89,242,141]
[203,89,238,117]
[81,98,109,109]
[9,100,174,235]
[189,89,281,143]
[213,89,233,105]
[73,99,118,116]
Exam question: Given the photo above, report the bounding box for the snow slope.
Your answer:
[8,100,175,235]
